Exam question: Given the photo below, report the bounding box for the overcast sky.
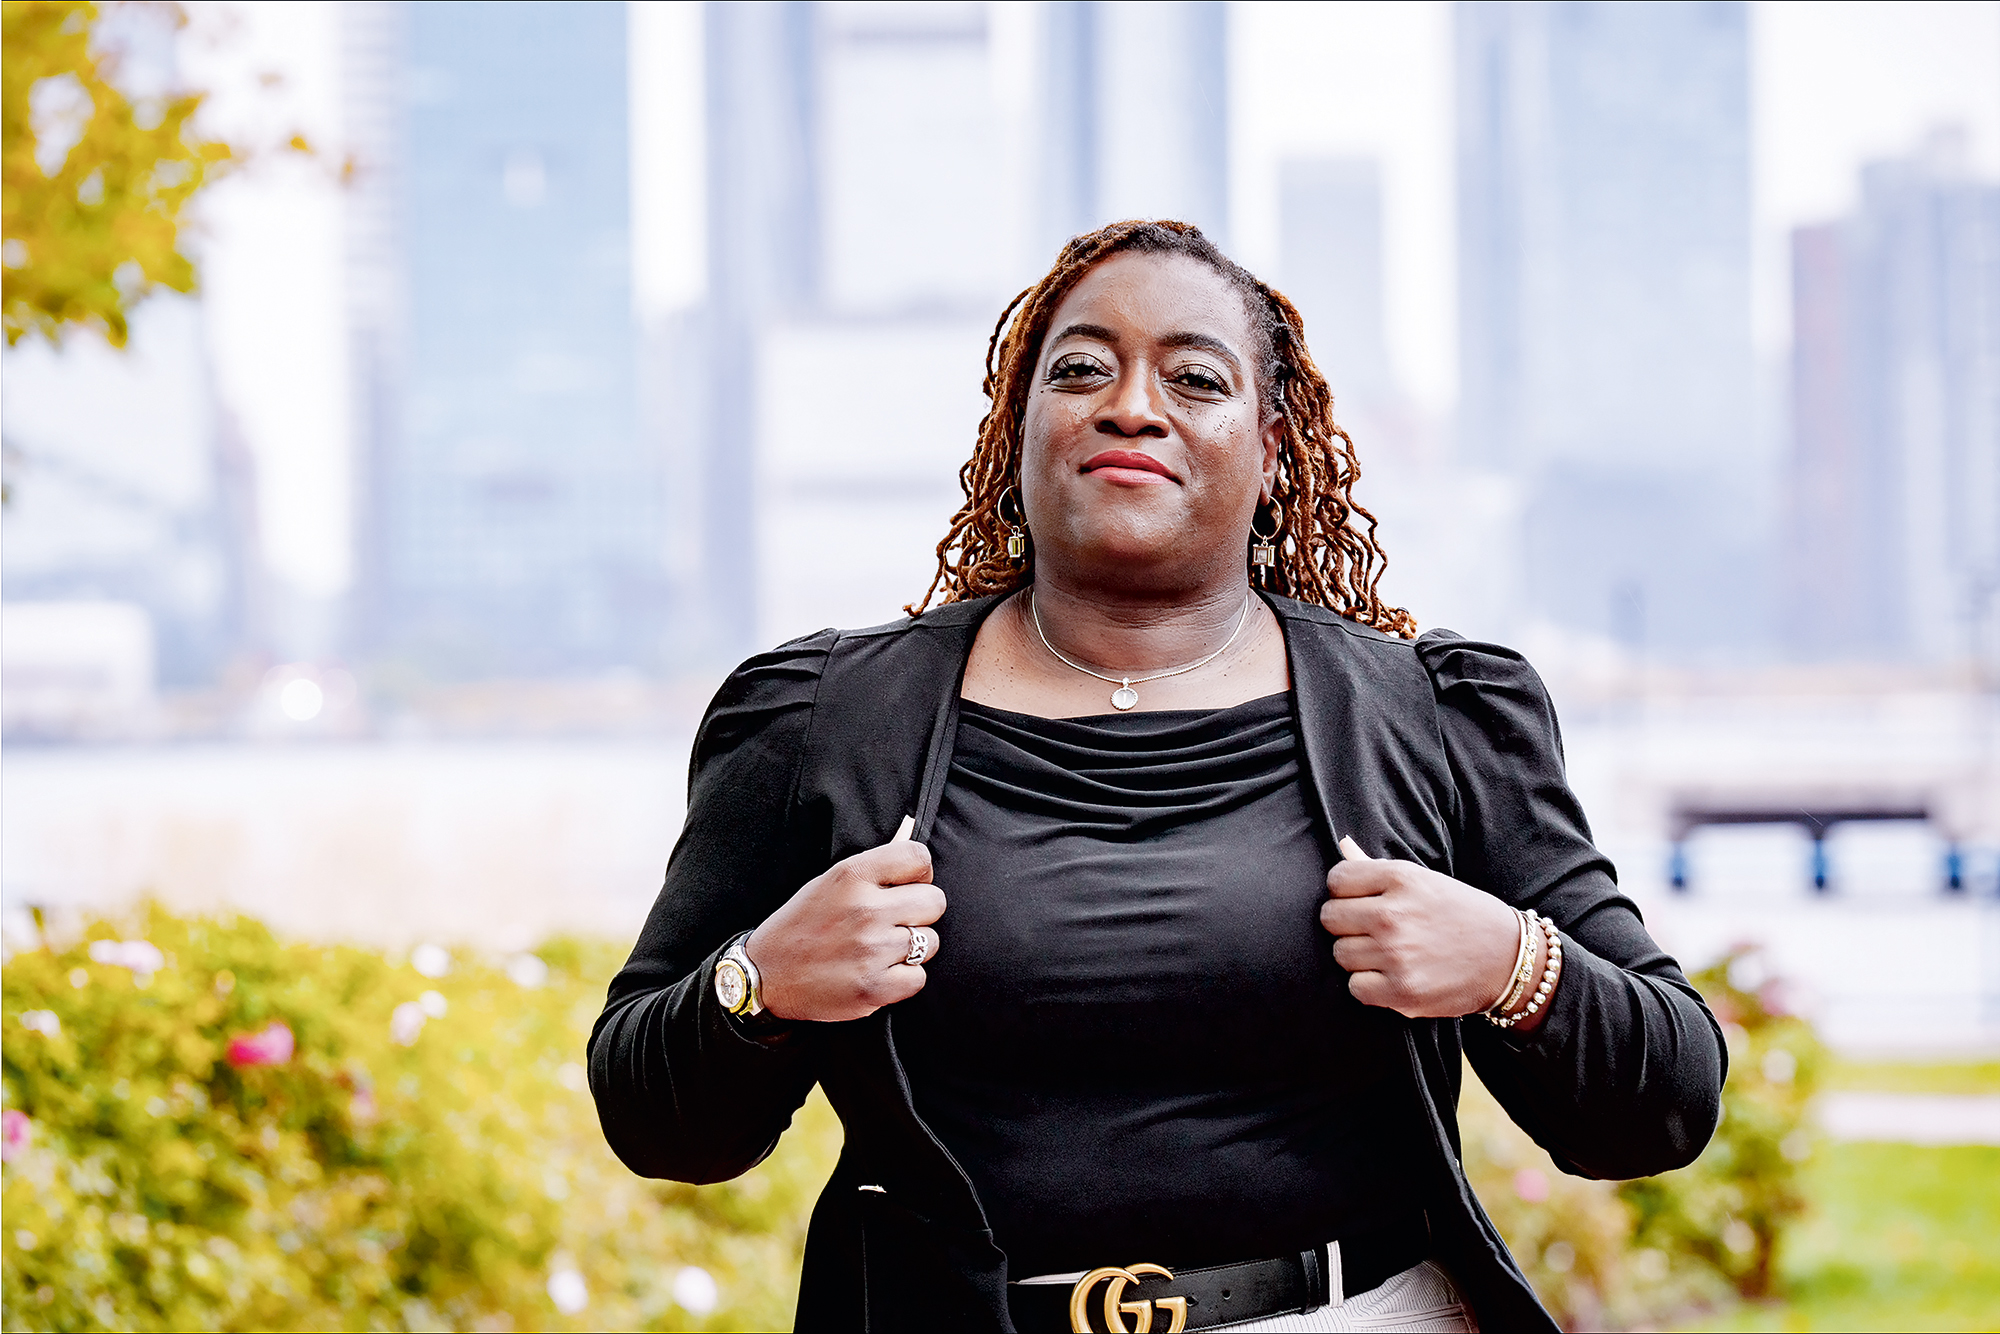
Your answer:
[180,0,2000,597]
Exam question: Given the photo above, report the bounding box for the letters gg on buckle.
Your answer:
[1068,1264,1188,1333]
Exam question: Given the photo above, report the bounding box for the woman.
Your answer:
[590,220,1724,1334]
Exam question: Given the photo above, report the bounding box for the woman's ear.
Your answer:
[1260,414,1284,494]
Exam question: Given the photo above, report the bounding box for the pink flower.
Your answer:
[1,1110,31,1162]
[226,1021,295,1068]
[1513,1167,1550,1203]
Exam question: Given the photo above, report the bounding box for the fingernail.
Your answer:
[1338,836,1370,862]
[891,815,916,844]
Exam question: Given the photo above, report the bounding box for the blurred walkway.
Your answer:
[1819,1093,2000,1145]
[1631,896,2000,1052]
[3,740,692,950]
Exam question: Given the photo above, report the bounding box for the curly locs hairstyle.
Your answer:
[907,219,1416,637]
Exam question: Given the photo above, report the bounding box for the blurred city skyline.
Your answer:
[3,0,1998,696]
[181,2,1996,607]
[4,0,1996,1049]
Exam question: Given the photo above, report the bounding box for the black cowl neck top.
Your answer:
[899,692,1427,1277]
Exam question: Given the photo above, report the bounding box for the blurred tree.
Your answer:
[1,0,233,348]
[1462,943,1824,1326]
[1618,945,1822,1301]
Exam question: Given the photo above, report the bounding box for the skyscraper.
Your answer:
[691,1,819,658]
[700,1,1235,654]
[1038,1,1229,253]
[818,2,1008,314]
[1455,1,1754,656]
[1277,157,1392,407]
[345,1,658,678]
[697,3,1018,653]
[1785,133,2000,666]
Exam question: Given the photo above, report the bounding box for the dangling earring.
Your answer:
[999,485,1028,561]
[1250,499,1283,584]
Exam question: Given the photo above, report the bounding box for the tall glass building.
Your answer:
[700,1,1232,655]
[1785,135,2000,666]
[1277,157,1392,408]
[1038,0,1229,254]
[345,1,658,678]
[1456,1,1754,657]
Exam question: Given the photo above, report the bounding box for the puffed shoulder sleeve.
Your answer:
[589,630,838,1183]
[1416,629,1725,1180]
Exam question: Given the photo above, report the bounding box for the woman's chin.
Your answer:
[1058,489,1189,535]
[1057,544,1225,595]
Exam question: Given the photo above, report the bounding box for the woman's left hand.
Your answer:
[1320,849,1533,1024]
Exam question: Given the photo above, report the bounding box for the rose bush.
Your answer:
[4,906,1813,1332]
[2,904,839,1332]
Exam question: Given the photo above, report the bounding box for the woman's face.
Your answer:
[1019,251,1281,598]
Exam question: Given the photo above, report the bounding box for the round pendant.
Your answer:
[1111,685,1139,711]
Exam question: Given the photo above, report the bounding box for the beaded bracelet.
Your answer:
[1488,912,1563,1029]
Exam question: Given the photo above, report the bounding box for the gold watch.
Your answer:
[714,935,765,1018]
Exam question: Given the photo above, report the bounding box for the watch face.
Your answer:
[715,960,748,1012]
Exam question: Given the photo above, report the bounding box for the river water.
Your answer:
[6,702,1998,1052]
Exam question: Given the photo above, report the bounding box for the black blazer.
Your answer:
[589,593,1725,1333]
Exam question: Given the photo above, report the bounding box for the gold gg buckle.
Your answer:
[1068,1263,1188,1333]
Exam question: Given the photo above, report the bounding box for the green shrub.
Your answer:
[2,904,840,1332]
[5,907,1818,1333]
[1618,946,1822,1300]
[1460,943,1822,1328]
[1460,1068,1734,1330]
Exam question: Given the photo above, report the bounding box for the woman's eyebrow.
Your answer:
[1050,322,1119,345]
[1158,331,1242,370]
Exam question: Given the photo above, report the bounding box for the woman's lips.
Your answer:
[1080,449,1177,484]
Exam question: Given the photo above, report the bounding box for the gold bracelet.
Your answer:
[1498,912,1538,1013]
[1490,912,1564,1029]
[1484,909,1535,1017]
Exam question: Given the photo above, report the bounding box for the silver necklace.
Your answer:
[1028,590,1253,711]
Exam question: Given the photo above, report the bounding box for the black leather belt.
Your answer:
[1007,1214,1430,1333]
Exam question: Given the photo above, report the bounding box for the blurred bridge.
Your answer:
[1553,678,2000,1052]
[1554,676,1999,900]
[1667,800,1962,893]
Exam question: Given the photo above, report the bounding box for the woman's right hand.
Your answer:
[744,840,946,1023]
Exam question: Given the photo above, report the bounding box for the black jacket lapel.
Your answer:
[1270,594,1456,873]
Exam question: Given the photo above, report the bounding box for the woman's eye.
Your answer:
[1048,356,1108,383]
[1174,367,1227,393]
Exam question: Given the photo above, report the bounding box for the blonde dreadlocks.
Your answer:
[907,219,1416,638]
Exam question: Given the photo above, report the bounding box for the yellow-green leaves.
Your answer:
[3,904,842,1332]
[2,0,233,348]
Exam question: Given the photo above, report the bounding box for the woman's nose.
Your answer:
[1096,371,1170,439]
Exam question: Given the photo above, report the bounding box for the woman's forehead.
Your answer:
[1046,251,1251,350]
